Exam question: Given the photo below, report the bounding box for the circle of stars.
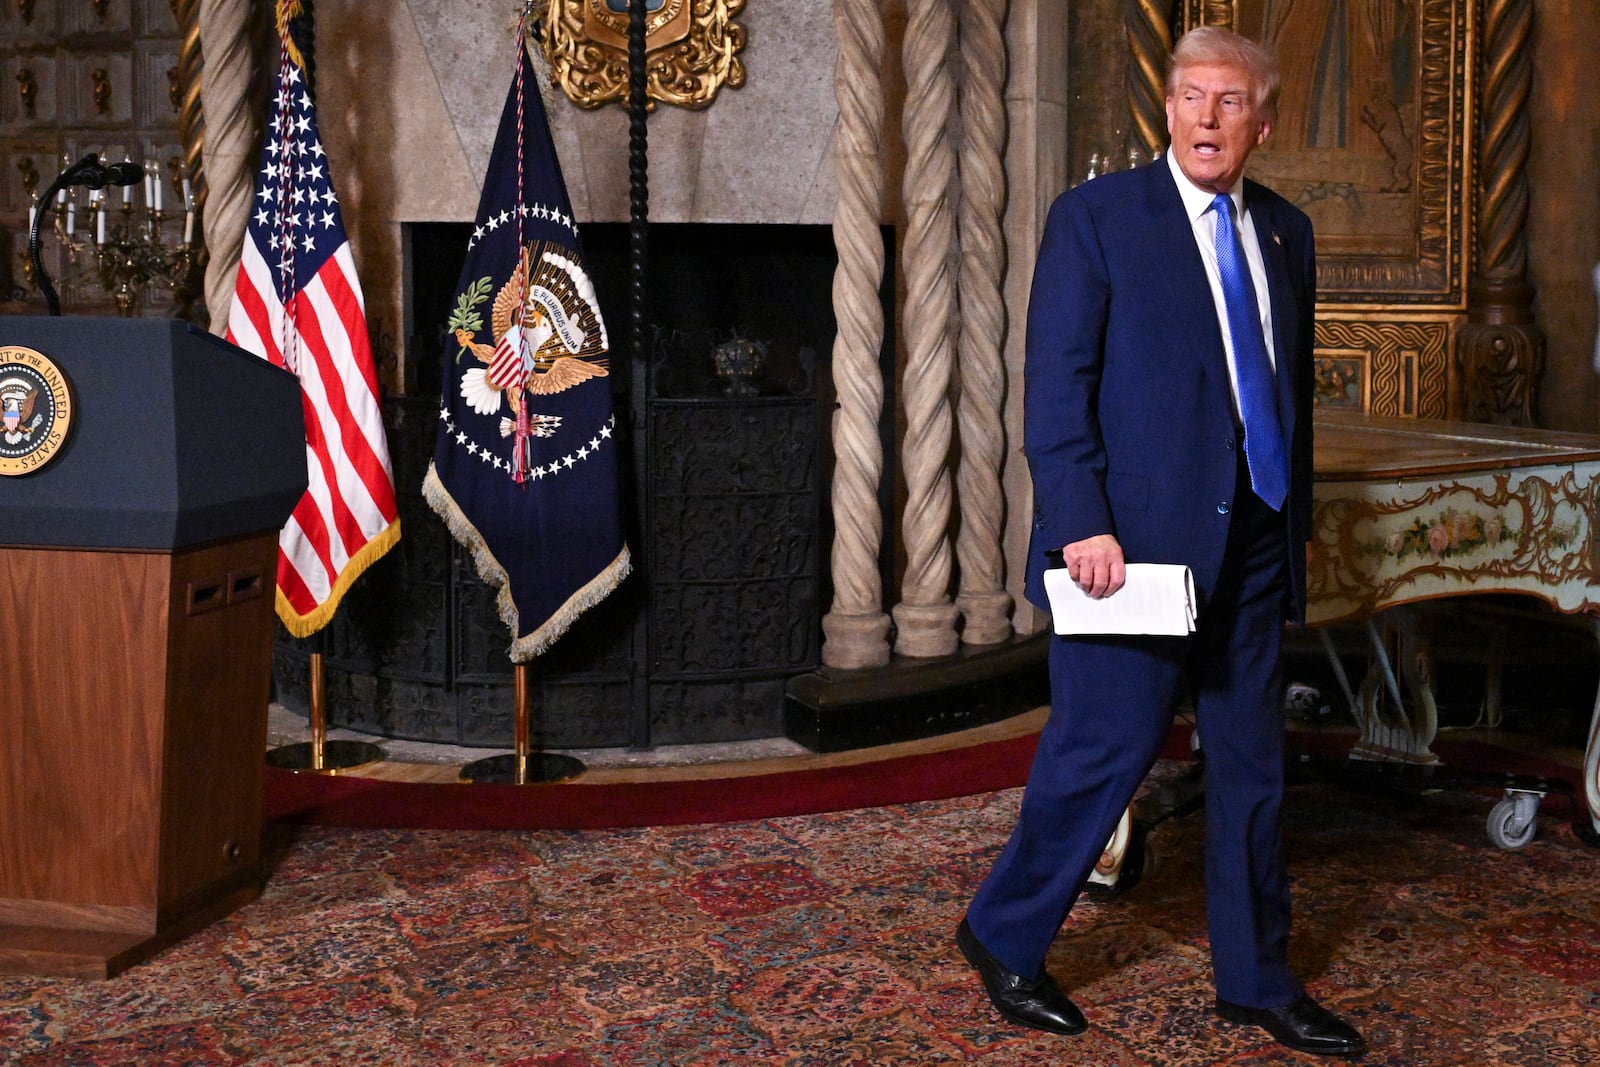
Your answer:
[465,201,577,253]
[438,407,616,480]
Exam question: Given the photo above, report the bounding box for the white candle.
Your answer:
[181,177,192,204]
[122,176,132,204]
[143,172,153,205]
[66,199,75,235]
[183,209,194,245]
[152,174,162,212]
[55,187,65,205]
[28,205,35,232]
[97,203,106,244]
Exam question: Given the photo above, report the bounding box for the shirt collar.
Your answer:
[1166,150,1244,225]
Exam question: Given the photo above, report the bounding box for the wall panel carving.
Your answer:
[1314,318,1453,419]
[0,0,184,311]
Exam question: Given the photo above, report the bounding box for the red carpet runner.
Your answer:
[264,731,1044,831]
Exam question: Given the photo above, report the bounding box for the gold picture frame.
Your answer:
[538,0,748,111]
[1179,0,1472,307]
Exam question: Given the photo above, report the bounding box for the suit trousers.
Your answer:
[966,470,1303,1009]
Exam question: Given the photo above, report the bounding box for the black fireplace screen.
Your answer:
[271,223,870,751]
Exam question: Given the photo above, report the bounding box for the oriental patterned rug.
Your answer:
[2,768,1597,1065]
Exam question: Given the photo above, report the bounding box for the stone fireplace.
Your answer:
[262,1,1068,752]
[274,220,896,750]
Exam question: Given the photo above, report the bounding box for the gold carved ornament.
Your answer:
[538,0,747,110]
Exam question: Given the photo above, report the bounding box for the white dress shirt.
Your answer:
[1166,149,1276,423]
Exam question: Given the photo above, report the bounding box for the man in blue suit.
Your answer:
[956,26,1365,1058]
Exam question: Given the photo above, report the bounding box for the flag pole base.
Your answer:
[266,739,386,773]
[460,752,585,784]
[459,664,582,783]
[264,651,385,773]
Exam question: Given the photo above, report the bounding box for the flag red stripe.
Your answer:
[488,335,522,389]
[316,260,399,516]
[274,516,321,616]
[225,46,400,636]
[288,289,371,565]
[229,247,285,368]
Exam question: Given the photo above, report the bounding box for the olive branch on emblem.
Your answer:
[447,277,494,362]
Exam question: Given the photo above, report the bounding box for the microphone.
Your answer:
[99,160,145,188]
[56,154,144,191]
[29,154,153,316]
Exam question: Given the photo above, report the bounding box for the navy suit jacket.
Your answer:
[1022,161,1316,624]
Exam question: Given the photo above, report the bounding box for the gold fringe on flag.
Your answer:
[421,463,632,662]
[275,517,403,638]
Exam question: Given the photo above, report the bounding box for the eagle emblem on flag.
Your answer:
[448,242,609,473]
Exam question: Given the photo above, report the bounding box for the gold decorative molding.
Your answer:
[1458,301,1541,425]
[1314,318,1452,419]
[539,0,747,110]
[16,68,37,117]
[17,155,39,199]
[1457,0,1542,425]
[91,68,112,115]
[1308,466,1600,625]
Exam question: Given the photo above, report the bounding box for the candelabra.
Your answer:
[1078,140,1159,186]
[23,155,201,317]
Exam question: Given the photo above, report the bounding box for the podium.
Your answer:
[0,317,306,978]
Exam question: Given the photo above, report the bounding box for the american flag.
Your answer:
[226,9,400,637]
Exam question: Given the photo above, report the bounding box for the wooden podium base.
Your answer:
[0,535,280,979]
[0,878,259,980]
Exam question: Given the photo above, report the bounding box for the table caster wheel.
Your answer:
[1486,791,1540,851]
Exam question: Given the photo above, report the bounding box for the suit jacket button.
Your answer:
[1217,501,1231,514]
[1224,436,1235,450]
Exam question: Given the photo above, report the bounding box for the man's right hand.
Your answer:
[1062,533,1125,598]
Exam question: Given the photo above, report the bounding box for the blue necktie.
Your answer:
[1212,193,1288,511]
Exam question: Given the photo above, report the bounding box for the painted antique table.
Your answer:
[1307,409,1600,841]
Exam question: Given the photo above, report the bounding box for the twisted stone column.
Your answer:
[892,0,960,658]
[171,0,209,324]
[198,0,258,333]
[1124,0,1172,160]
[1458,0,1543,425]
[953,0,1011,646]
[821,0,892,669]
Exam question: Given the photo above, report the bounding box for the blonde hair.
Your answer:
[1166,25,1280,120]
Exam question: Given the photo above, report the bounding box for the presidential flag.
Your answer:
[422,44,630,662]
[226,3,400,637]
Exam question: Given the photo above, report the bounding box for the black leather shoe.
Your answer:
[956,918,1087,1035]
[1216,994,1366,1057]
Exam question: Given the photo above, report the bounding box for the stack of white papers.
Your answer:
[1043,563,1197,636]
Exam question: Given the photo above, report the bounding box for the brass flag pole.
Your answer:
[461,664,585,784]
[266,650,385,772]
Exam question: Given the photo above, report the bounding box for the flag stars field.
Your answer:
[434,409,619,484]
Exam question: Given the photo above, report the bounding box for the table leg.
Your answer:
[1584,620,1600,839]
[1352,608,1440,763]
